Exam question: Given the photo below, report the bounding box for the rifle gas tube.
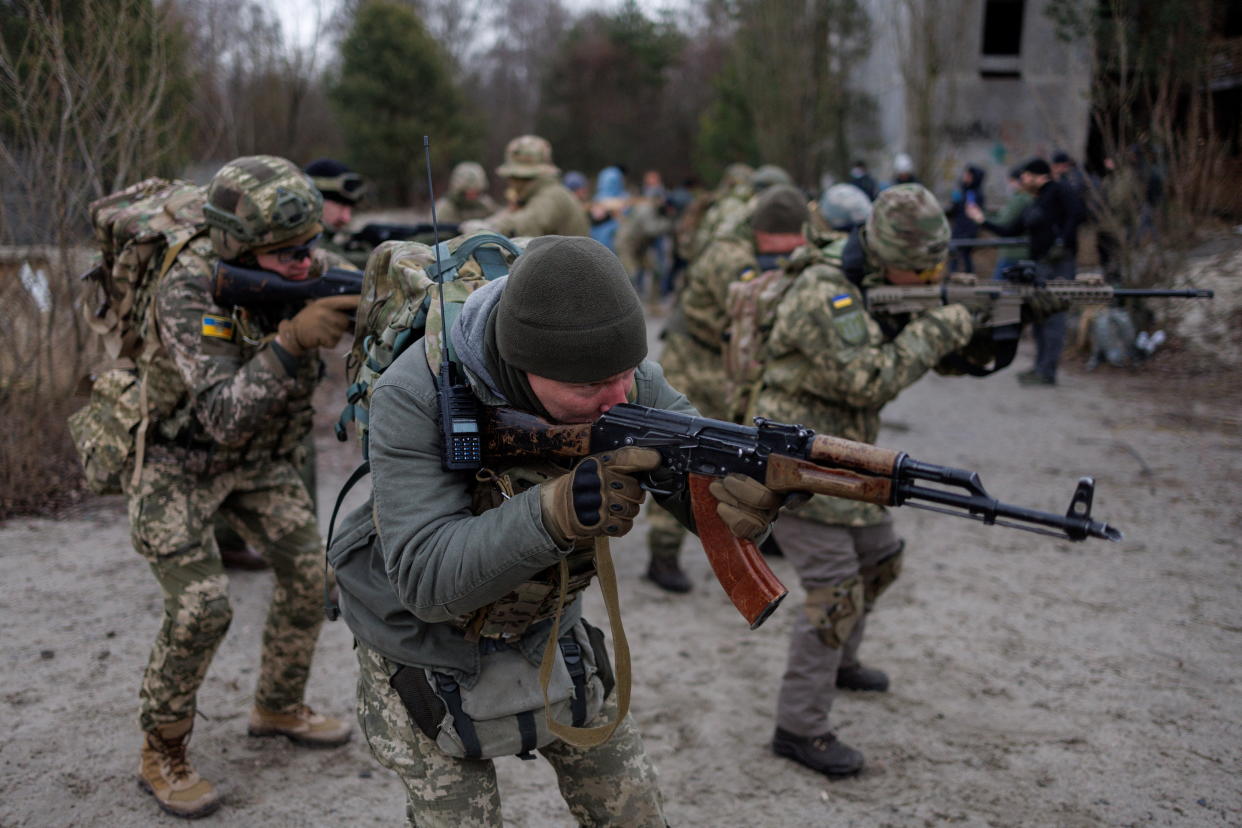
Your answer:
[482,403,1123,630]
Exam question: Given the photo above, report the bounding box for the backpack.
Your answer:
[721,260,797,424]
[68,178,208,494]
[334,232,524,459]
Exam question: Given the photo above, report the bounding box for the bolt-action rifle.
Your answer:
[212,260,363,311]
[865,262,1213,375]
[481,402,1122,630]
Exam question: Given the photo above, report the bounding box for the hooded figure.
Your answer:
[946,164,986,273]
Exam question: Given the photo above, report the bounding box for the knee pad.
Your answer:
[173,575,233,645]
[860,542,904,611]
[803,576,864,649]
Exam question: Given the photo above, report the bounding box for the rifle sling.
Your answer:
[539,536,630,748]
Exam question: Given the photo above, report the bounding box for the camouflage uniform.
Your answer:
[485,135,589,238]
[754,185,974,740]
[356,642,663,827]
[690,184,753,262]
[130,158,337,732]
[648,236,757,564]
[435,161,498,224]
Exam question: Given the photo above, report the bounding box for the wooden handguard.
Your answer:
[763,435,900,506]
[688,474,787,630]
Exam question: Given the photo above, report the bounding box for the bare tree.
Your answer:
[0,0,190,515]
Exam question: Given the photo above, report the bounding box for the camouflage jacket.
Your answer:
[755,245,974,526]
[142,235,344,466]
[690,187,753,260]
[435,192,498,225]
[489,177,589,238]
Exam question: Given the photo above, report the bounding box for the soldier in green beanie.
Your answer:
[329,235,782,826]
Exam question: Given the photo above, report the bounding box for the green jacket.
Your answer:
[991,190,1034,261]
[490,177,590,238]
[754,245,974,527]
[329,280,695,683]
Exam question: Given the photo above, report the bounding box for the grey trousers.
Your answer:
[1032,257,1077,381]
[773,512,902,737]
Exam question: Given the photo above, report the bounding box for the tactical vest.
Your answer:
[450,459,598,642]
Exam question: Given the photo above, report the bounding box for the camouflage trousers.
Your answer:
[648,333,730,564]
[773,513,901,737]
[214,432,317,551]
[355,642,666,827]
[126,451,325,732]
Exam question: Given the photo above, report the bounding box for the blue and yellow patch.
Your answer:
[831,293,854,310]
[201,314,235,340]
[738,266,757,282]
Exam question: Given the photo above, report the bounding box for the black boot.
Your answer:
[772,727,864,777]
[645,557,691,593]
[835,664,889,692]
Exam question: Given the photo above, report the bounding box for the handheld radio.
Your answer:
[423,136,484,471]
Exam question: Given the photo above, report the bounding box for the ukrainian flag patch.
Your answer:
[201,314,235,340]
[739,266,757,282]
[831,293,853,310]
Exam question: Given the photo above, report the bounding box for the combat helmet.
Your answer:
[750,164,793,193]
[496,135,559,179]
[204,155,322,261]
[819,183,872,231]
[449,161,489,195]
[862,183,949,272]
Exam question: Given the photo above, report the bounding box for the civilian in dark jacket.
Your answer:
[946,164,986,274]
[965,157,1077,386]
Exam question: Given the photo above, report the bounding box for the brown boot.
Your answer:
[138,719,220,819]
[248,704,352,748]
[645,556,692,593]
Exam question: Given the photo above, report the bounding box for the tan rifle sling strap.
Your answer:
[538,536,631,747]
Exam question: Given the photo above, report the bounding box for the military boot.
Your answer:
[645,556,691,593]
[835,664,890,692]
[248,704,352,748]
[138,719,220,819]
[772,727,864,777]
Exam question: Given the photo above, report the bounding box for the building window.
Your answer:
[980,0,1024,77]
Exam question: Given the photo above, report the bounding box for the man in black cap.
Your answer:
[966,157,1078,385]
[327,235,782,825]
[304,158,368,265]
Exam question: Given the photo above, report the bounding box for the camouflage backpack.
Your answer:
[722,239,846,423]
[68,178,208,495]
[334,231,525,458]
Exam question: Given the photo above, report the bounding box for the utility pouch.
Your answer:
[392,620,608,761]
[68,368,144,495]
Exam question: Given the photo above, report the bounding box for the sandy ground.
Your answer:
[2,301,1241,826]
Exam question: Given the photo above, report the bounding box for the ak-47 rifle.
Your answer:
[864,262,1213,375]
[482,402,1122,630]
[212,260,363,311]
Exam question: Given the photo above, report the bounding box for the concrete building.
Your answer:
[850,0,1093,204]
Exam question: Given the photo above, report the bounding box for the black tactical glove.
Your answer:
[540,447,662,545]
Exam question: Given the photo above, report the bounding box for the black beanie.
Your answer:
[496,236,647,382]
[1023,157,1052,176]
[753,184,809,233]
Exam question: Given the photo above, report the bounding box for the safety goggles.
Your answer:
[311,172,367,202]
[267,233,321,263]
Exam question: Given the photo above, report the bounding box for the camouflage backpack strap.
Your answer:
[128,234,199,492]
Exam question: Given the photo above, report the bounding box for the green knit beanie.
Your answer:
[496,236,648,382]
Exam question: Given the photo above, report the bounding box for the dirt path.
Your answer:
[2,329,1239,826]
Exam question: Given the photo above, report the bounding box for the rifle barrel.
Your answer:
[1111,288,1214,298]
[948,237,1028,249]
